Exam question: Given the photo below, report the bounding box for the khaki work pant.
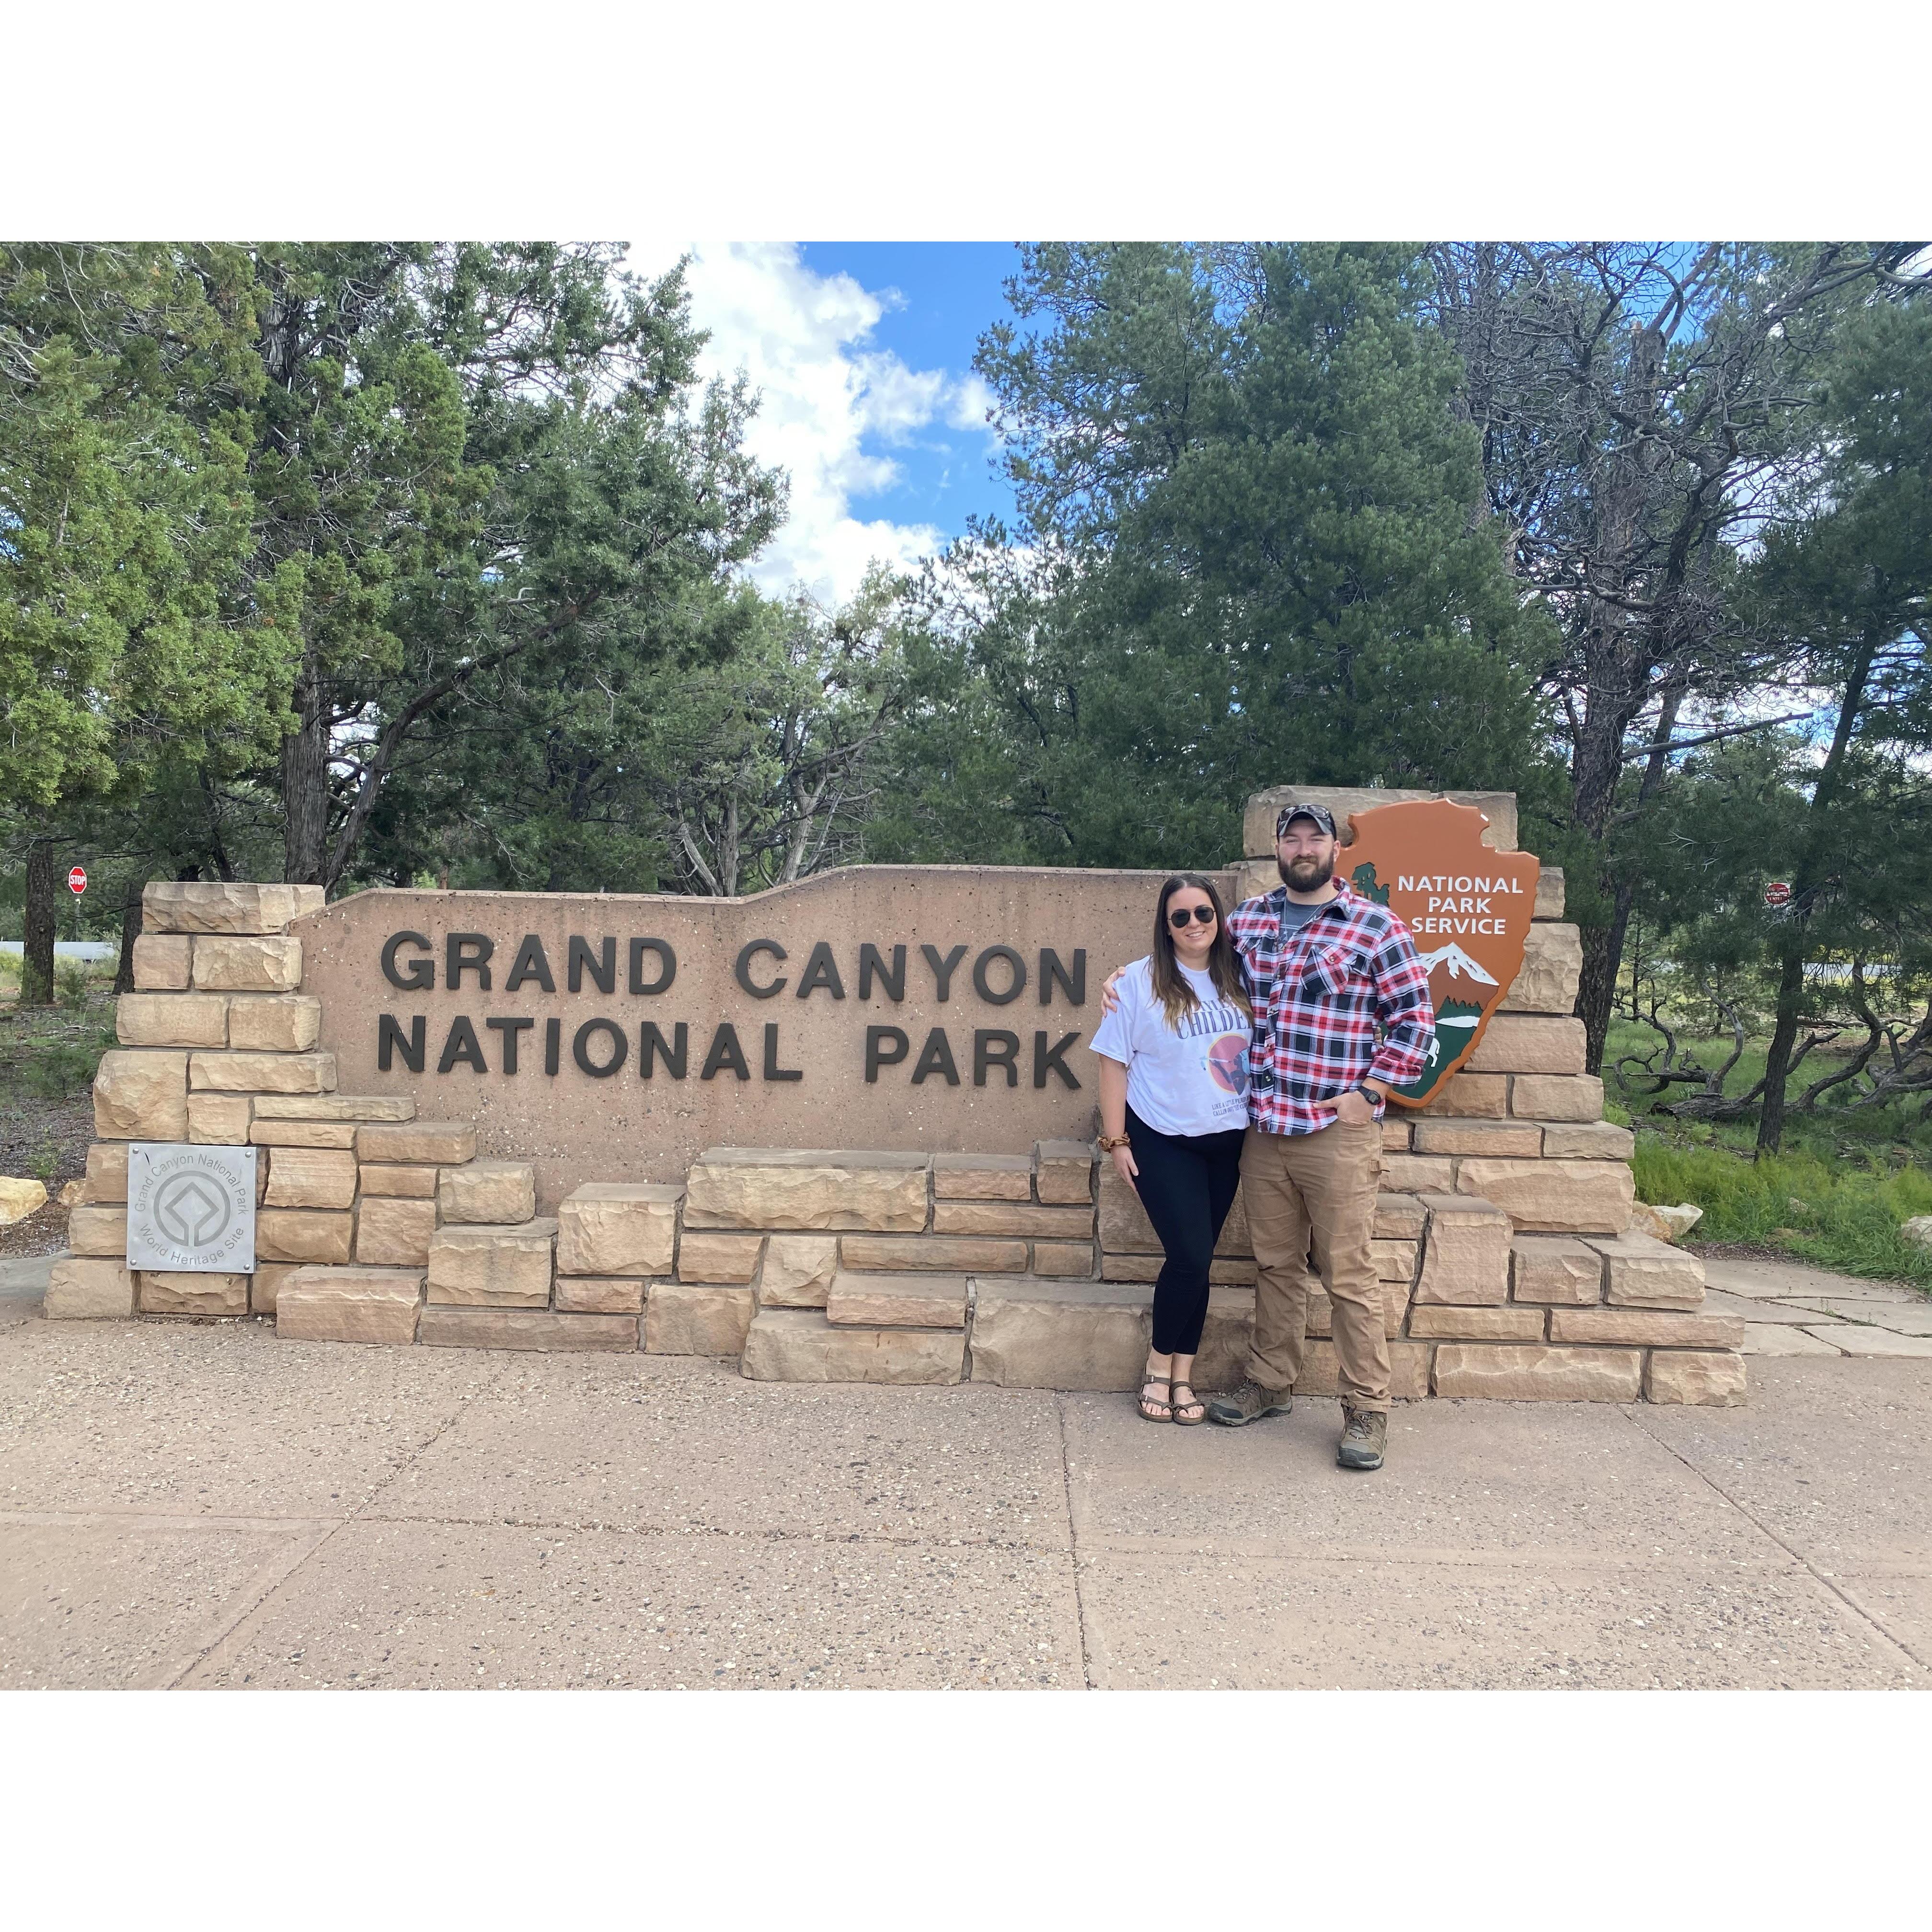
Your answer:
[1240,1119,1389,1412]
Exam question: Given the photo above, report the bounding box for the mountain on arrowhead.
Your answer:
[1422,943,1500,1019]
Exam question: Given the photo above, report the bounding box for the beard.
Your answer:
[1278,853,1335,889]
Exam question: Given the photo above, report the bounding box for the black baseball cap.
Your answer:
[1275,802,1337,838]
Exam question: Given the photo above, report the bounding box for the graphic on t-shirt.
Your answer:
[1207,1034,1249,1096]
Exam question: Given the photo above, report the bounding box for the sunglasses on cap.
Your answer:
[1276,802,1337,838]
[1168,904,1217,928]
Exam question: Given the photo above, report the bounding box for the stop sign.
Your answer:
[67,865,87,895]
[1765,880,1791,908]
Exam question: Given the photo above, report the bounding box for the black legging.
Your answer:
[1124,1103,1247,1357]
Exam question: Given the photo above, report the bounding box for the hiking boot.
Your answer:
[1204,1380,1294,1426]
[1336,1406,1388,1471]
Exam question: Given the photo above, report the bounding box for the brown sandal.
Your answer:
[1170,1380,1206,1426]
[1137,1376,1173,1423]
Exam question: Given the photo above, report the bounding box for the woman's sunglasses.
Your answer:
[1168,905,1216,928]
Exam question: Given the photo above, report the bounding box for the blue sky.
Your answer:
[624,242,1023,601]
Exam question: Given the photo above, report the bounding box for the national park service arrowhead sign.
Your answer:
[1342,800,1541,1109]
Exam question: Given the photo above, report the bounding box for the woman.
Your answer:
[1089,874,1252,1425]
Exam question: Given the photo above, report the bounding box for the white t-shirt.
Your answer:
[1088,955,1251,1136]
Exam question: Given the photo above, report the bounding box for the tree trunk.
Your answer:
[113,878,145,994]
[1756,629,1879,1155]
[21,841,58,1006]
[281,661,331,886]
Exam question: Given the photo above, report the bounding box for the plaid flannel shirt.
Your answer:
[1226,881,1436,1137]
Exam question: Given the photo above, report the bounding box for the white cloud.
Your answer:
[623,242,984,604]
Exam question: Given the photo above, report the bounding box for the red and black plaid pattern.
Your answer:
[1226,881,1436,1137]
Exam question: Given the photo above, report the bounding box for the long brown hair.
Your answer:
[1150,874,1250,1029]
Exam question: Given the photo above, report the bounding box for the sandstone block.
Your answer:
[116,992,228,1048]
[1458,1158,1634,1234]
[1588,1230,1706,1310]
[1384,1278,1412,1337]
[359,1162,438,1198]
[1380,1154,1456,1194]
[142,880,325,935]
[759,1235,838,1308]
[742,1307,964,1384]
[131,932,192,990]
[933,1153,1033,1201]
[139,1270,249,1317]
[1414,1194,1512,1306]
[840,1234,1026,1273]
[1,1177,46,1225]
[420,1307,638,1353]
[355,1196,437,1267]
[1534,868,1565,920]
[1467,1015,1587,1076]
[1413,1119,1543,1157]
[257,1208,356,1265]
[1033,1240,1098,1277]
[93,1049,189,1141]
[265,1146,358,1209]
[426,1219,556,1308]
[225,995,322,1053]
[45,1258,135,1319]
[1433,1343,1643,1402]
[190,934,304,992]
[1417,1072,1508,1118]
[186,1093,253,1144]
[1197,1285,1257,1390]
[1539,1120,1635,1160]
[682,1148,929,1232]
[1371,1239,1420,1283]
[1409,1304,1547,1341]
[251,1120,359,1148]
[554,1182,679,1275]
[1510,1235,1603,1305]
[827,1270,967,1329]
[439,1160,537,1227]
[1381,1116,1412,1151]
[1100,1253,1257,1286]
[83,1141,130,1202]
[556,1276,649,1314]
[190,1049,337,1095]
[932,1199,1092,1238]
[1373,1194,1428,1242]
[1509,1074,1604,1122]
[357,1120,477,1165]
[1550,1309,1744,1349]
[1243,786,1518,856]
[1645,1350,1748,1406]
[68,1206,128,1258]
[276,1265,423,1345]
[677,1231,766,1283]
[1034,1139,1096,1204]
[251,1262,301,1314]
[1499,921,1583,1014]
[969,1279,1151,1391]
[257,1095,416,1122]
[644,1281,757,1355]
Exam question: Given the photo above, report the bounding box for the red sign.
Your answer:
[67,866,87,895]
[1764,881,1792,908]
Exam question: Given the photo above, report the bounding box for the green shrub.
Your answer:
[1635,1141,1932,1287]
[55,960,92,1010]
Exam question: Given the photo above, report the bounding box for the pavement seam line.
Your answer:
[160,1390,482,1690]
[1054,1390,1101,1690]
[1619,1403,1930,1675]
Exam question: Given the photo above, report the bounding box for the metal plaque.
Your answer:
[127,1144,257,1273]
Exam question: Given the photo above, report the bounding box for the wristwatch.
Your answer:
[1097,1132,1131,1151]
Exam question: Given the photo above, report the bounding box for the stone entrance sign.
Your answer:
[299,868,1175,1207]
[127,1143,256,1271]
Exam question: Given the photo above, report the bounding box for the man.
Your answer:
[1113,803,1434,1469]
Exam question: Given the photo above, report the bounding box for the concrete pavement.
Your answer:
[1,1289,1927,1688]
